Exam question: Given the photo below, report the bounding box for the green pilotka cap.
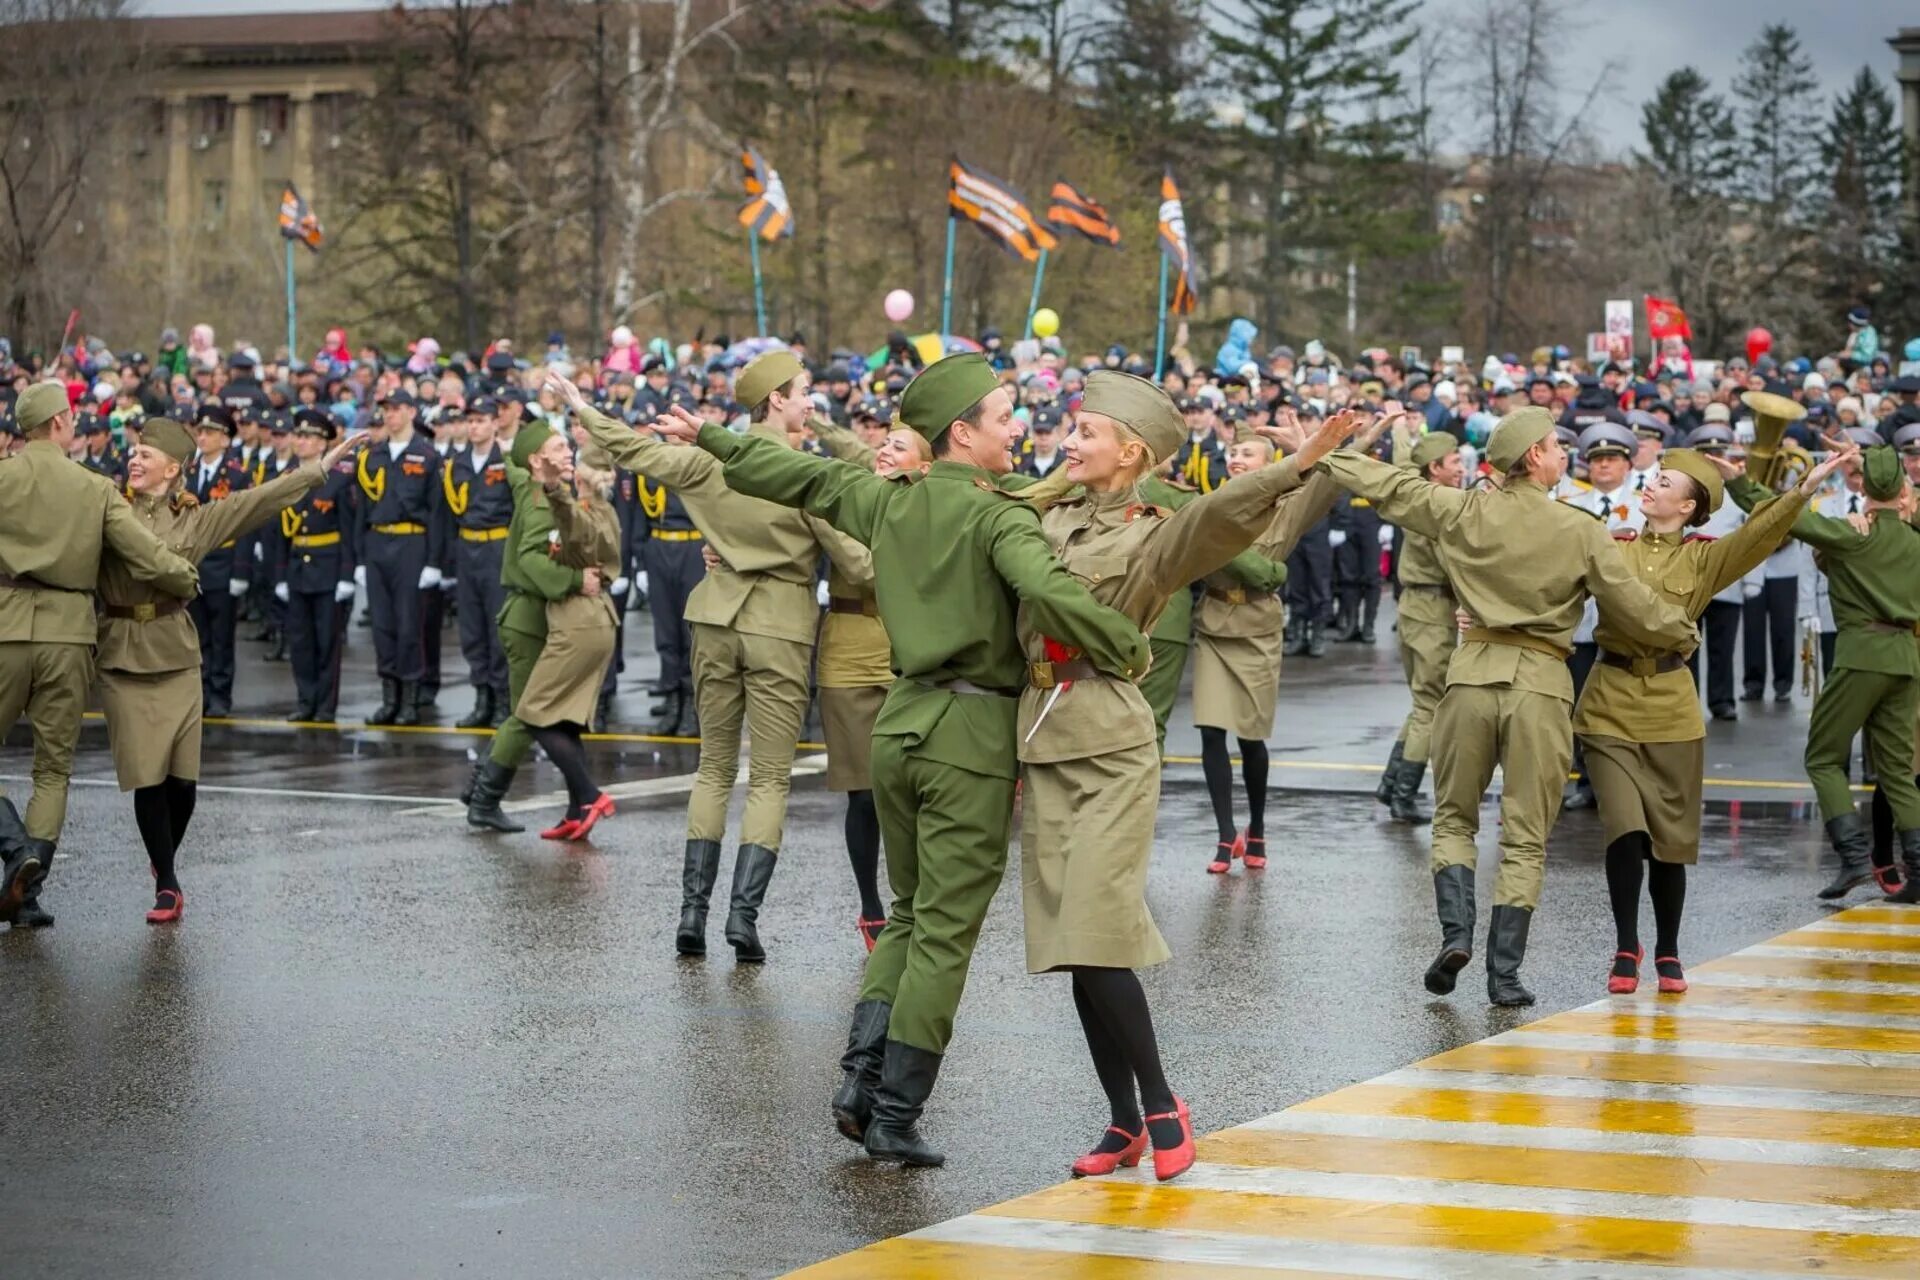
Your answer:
[1485,406,1556,472]
[1863,444,1905,501]
[510,420,555,468]
[734,350,805,410]
[143,417,196,465]
[1080,370,1184,463]
[1657,448,1724,513]
[899,353,999,444]
[15,382,69,433]
[1412,431,1459,469]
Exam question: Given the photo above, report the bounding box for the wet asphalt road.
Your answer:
[0,605,1862,1279]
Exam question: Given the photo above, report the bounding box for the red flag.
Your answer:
[1644,295,1690,341]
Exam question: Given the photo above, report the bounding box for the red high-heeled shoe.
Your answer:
[146,888,185,924]
[1655,956,1688,993]
[856,917,886,952]
[1874,862,1904,894]
[1207,842,1233,874]
[540,817,583,841]
[1243,835,1267,869]
[1147,1096,1194,1182]
[1606,947,1643,995]
[1071,1125,1147,1178]
[571,793,617,840]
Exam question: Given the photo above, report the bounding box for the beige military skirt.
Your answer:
[1020,741,1172,974]
[820,683,887,791]
[98,667,202,790]
[1582,734,1704,865]
[515,595,616,729]
[1191,630,1282,740]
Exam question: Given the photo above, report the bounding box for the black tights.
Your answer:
[1069,966,1175,1142]
[532,722,600,820]
[1199,727,1269,846]
[844,790,884,919]
[1604,832,1686,958]
[132,775,197,894]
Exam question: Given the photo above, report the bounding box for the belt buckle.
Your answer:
[133,602,155,622]
[1030,661,1054,690]
[1227,588,1246,605]
[1632,657,1656,678]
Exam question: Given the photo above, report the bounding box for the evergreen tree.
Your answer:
[1637,67,1738,206]
[1086,0,1206,173]
[1818,67,1910,336]
[1733,24,1818,226]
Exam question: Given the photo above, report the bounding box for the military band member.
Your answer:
[276,409,361,723]
[442,397,515,728]
[185,404,254,718]
[1378,428,1462,824]
[357,388,447,725]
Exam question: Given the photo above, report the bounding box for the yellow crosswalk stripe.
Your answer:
[1423,1041,1920,1098]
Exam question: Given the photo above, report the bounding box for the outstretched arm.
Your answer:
[989,509,1149,681]
[180,464,326,562]
[693,420,887,545]
[1317,448,1468,540]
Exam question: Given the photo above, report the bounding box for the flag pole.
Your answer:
[284,238,297,363]
[1153,256,1169,379]
[1023,248,1049,340]
[748,230,767,337]
[940,214,956,341]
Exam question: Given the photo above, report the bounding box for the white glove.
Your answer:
[637,571,649,595]
[253,542,265,562]
[228,577,249,598]
[1328,530,1348,548]
[1378,524,1396,548]
[440,576,456,592]
[610,576,629,597]
[1742,580,1761,600]
[354,565,367,588]
[274,581,290,603]
[816,580,831,608]
[334,580,357,604]
[418,566,443,590]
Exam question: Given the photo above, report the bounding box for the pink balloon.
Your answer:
[884,289,915,324]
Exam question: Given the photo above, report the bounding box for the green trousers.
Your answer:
[1807,667,1920,826]
[487,624,545,770]
[1430,683,1571,909]
[1139,636,1190,754]
[0,640,94,841]
[859,733,1016,1054]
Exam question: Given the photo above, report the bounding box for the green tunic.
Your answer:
[489,461,580,771]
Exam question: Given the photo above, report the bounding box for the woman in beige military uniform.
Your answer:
[99,416,358,923]
[1575,446,1841,994]
[1017,373,1365,1184]
[1191,420,1340,873]
[514,432,624,842]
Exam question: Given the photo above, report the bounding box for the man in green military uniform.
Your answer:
[1318,407,1696,1005]
[1378,428,1463,824]
[0,382,201,924]
[1725,446,1920,902]
[650,353,1148,1167]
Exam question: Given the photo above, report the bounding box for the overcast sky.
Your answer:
[141,0,1914,157]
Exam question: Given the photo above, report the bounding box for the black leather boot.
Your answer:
[652,690,683,737]
[1329,601,1355,642]
[724,844,779,963]
[1424,864,1475,995]
[649,690,672,716]
[458,757,484,806]
[832,999,893,1143]
[1281,616,1307,657]
[367,677,401,726]
[0,799,40,925]
[489,686,509,728]
[864,1040,946,1167]
[1486,904,1536,1007]
[466,760,525,833]
[594,687,615,733]
[1358,588,1379,643]
[1886,829,1920,905]
[286,702,316,723]
[13,888,54,929]
[1376,741,1404,807]
[1818,812,1874,900]
[1391,758,1431,825]
[675,839,723,956]
[394,680,421,727]
[455,686,493,730]
[1305,619,1327,658]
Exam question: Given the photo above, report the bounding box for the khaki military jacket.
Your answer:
[1320,452,1697,702]
[0,440,199,644]
[541,482,623,637]
[809,419,891,687]
[98,465,326,675]
[1192,473,1337,640]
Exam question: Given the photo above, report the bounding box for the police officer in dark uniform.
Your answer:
[634,399,707,736]
[76,414,126,484]
[1283,402,1336,658]
[442,396,515,728]
[416,407,455,712]
[1559,373,1630,435]
[256,411,300,661]
[1330,477,1386,643]
[1170,396,1228,493]
[185,404,253,717]
[277,409,361,722]
[357,388,446,725]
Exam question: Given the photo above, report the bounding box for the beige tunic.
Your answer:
[1017,460,1307,973]
[96,466,324,788]
[515,484,622,729]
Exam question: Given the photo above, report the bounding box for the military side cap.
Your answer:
[1658,448,1724,514]
[899,353,998,444]
[143,417,196,464]
[510,420,555,469]
[578,443,613,470]
[194,403,236,434]
[1577,421,1636,460]
[1863,445,1905,500]
[1412,431,1459,468]
[1486,406,1556,472]
[1893,422,1920,454]
[1082,370,1184,464]
[735,349,805,410]
[293,408,336,439]
[15,382,69,433]
[1684,423,1735,452]
[1231,425,1271,448]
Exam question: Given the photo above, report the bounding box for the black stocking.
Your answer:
[1604,832,1647,958]
[532,723,599,819]
[133,784,178,893]
[166,776,196,850]
[1872,783,1897,870]
[844,790,884,919]
[1071,975,1142,1139]
[1648,859,1686,960]
[1199,726,1237,845]
[1239,737,1269,839]
[1069,966,1175,1136]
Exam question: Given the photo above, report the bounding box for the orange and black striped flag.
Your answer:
[277,183,322,252]
[1158,170,1196,314]
[1046,181,1121,248]
[739,146,793,241]
[949,159,1057,264]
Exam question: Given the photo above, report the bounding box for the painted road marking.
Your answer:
[389,754,832,817]
[790,904,1920,1278]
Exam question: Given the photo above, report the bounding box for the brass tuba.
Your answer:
[1740,390,1809,490]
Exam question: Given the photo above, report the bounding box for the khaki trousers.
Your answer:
[687,622,812,850]
[1396,611,1456,764]
[0,641,96,841]
[1430,683,1571,910]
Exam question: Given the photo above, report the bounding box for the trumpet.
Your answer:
[1742,390,1809,491]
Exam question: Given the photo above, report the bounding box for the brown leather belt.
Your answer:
[1866,620,1920,636]
[1597,649,1687,677]
[1464,626,1573,661]
[103,597,188,622]
[828,596,877,617]
[1205,586,1250,606]
[0,572,79,593]
[1402,582,1452,594]
[1030,657,1099,689]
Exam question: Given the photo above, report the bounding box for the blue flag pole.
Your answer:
[1153,256,1169,379]
[1023,248,1049,340]
[285,238,297,363]
[748,231,767,337]
[940,215,956,342]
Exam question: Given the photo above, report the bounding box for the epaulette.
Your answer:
[1682,532,1717,544]
[1611,528,1638,542]
[1125,503,1170,521]
[972,476,1023,499]
[171,491,199,512]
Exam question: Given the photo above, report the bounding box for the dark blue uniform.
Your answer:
[357,435,446,700]
[78,441,126,485]
[186,451,253,714]
[441,441,514,712]
[1330,491,1385,640]
[256,451,300,653]
[277,458,361,720]
[634,475,705,700]
[1170,431,1228,494]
